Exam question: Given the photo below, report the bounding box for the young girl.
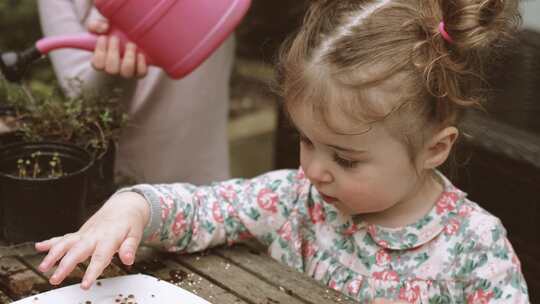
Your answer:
[35,0,529,302]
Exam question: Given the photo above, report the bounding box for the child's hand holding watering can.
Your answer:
[87,20,148,79]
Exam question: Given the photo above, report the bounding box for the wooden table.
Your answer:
[0,242,357,304]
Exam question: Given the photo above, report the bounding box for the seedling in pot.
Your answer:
[15,151,64,179]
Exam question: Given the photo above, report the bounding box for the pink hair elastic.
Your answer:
[438,21,454,44]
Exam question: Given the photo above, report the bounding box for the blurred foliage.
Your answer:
[0,1,56,88]
[1,77,128,158]
[0,1,42,50]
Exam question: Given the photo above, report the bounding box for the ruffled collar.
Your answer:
[310,171,467,250]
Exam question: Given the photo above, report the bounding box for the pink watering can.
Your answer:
[0,0,251,82]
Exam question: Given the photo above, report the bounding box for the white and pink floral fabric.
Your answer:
[122,169,529,303]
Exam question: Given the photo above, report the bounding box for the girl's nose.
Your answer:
[304,160,333,185]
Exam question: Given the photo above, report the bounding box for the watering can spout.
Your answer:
[0,31,135,83]
[0,47,42,83]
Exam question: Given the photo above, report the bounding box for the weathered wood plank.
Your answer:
[175,251,307,304]
[0,289,13,303]
[135,255,250,304]
[121,247,250,304]
[216,246,357,304]
[0,258,14,302]
[79,257,128,280]
[0,257,48,299]
[24,254,85,288]
[0,243,37,259]
[96,261,127,279]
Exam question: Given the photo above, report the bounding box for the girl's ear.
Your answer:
[422,126,459,170]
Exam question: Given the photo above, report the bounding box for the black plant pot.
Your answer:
[0,142,93,243]
[87,141,116,212]
[0,130,24,147]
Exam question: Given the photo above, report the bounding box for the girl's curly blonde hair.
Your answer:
[277,0,521,154]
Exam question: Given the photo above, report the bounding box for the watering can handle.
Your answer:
[35,29,153,65]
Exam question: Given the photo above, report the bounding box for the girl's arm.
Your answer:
[35,169,303,289]
[124,169,301,252]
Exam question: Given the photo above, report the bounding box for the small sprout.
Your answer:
[32,161,40,178]
[15,152,64,179]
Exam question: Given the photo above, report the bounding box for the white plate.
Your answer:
[13,274,213,304]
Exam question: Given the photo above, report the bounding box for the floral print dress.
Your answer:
[122,169,529,303]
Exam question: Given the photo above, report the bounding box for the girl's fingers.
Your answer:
[38,235,79,273]
[35,236,63,252]
[88,19,109,34]
[49,240,95,285]
[81,240,120,290]
[136,53,148,78]
[93,35,147,78]
[91,36,108,70]
[120,43,137,78]
[118,228,143,266]
[104,36,121,75]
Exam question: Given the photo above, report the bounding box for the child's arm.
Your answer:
[463,221,529,303]
[124,169,300,252]
[35,169,302,289]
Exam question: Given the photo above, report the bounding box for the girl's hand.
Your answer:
[87,19,148,78]
[35,192,150,290]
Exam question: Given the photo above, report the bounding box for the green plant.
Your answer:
[16,151,64,179]
[0,1,42,51]
[0,77,128,159]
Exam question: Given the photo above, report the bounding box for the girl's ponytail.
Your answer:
[416,0,521,124]
[440,0,521,50]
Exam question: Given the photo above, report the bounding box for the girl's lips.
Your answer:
[320,192,338,203]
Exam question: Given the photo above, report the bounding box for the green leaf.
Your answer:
[414,215,433,230]
[270,180,282,191]
[247,208,261,221]
[428,294,452,304]
[414,252,429,266]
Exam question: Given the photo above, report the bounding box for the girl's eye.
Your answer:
[333,154,359,169]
